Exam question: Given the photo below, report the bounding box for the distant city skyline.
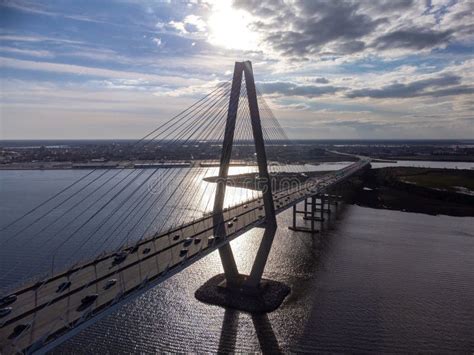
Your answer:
[1,0,473,140]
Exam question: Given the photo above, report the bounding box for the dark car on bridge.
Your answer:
[76,294,99,312]
[103,279,117,290]
[0,306,12,318]
[0,294,17,307]
[56,281,72,293]
[8,323,30,340]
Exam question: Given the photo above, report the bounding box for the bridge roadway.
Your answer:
[0,160,369,354]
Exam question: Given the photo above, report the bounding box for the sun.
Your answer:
[208,1,259,51]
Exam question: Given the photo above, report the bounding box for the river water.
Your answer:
[0,162,473,353]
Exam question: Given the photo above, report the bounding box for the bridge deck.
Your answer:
[0,161,368,354]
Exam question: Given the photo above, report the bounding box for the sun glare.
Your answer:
[208,1,259,51]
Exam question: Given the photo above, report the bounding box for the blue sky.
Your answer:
[1,0,473,139]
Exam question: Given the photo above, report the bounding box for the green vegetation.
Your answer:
[355,167,474,217]
[391,168,474,193]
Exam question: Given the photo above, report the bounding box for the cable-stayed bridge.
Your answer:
[0,61,369,354]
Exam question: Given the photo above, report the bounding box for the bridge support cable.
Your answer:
[0,79,248,350]
[51,80,240,291]
[89,84,249,263]
[0,82,231,238]
[1,76,281,288]
[258,89,290,144]
[0,82,231,251]
[0,82,233,289]
[165,88,252,235]
[125,84,240,239]
[69,108,235,298]
[198,94,254,218]
[58,86,229,250]
[113,97,234,251]
[255,86,305,176]
[27,82,252,344]
[61,86,234,269]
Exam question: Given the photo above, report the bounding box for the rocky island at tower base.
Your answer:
[195,273,291,313]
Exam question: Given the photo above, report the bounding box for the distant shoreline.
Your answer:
[354,167,474,217]
[2,158,474,171]
[0,161,267,171]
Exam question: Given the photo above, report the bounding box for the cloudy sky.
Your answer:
[1,0,473,139]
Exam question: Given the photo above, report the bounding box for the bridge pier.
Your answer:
[289,193,343,233]
[289,194,323,233]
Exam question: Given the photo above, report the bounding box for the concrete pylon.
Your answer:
[212,61,277,289]
[212,62,243,286]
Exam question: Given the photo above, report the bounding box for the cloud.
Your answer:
[1,1,109,25]
[168,20,187,34]
[1,78,204,139]
[232,0,469,60]
[0,46,54,58]
[235,0,385,58]
[152,37,162,47]
[182,15,207,33]
[367,0,415,12]
[373,28,453,50]
[313,77,329,84]
[0,34,84,45]
[422,85,474,97]
[166,15,207,36]
[273,102,310,111]
[60,47,133,64]
[0,56,203,86]
[346,74,471,98]
[258,81,343,98]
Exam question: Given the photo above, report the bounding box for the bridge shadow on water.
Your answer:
[217,308,282,354]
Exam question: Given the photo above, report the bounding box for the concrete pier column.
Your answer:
[320,194,325,230]
[246,222,277,289]
[304,197,309,218]
[212,61,244,286]
[327,195,331,222]
[292,204,297,229]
